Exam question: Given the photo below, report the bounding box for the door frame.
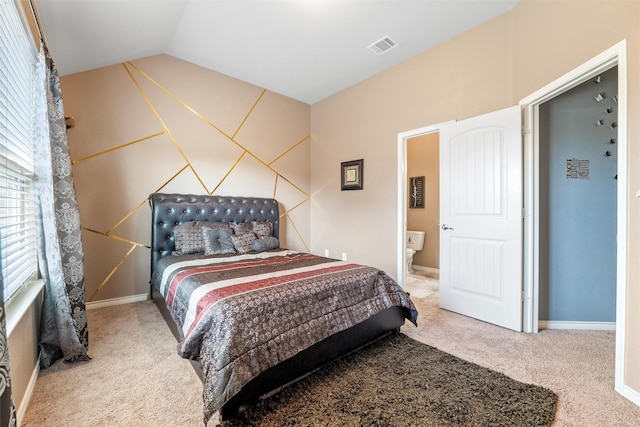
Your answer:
[397,121,453,287]
[520,40,629,398]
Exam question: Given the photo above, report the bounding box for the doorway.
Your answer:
[521,40,627,398]
[538,66,618,329]
[403,133,440,299]
[397,122,451,288]
[406,133,440,273]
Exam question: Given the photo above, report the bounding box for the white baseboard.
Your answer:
[16,353,40,427]
[621,383,640,406]
[539,320,616,331]
[86,293,149,310]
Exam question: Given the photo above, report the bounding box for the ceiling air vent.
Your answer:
[367,35,398,56]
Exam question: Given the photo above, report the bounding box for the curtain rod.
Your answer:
[27,0,47,46]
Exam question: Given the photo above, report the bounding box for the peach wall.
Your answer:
[310,6,514,275]
[311,0,640,394]
[60,54,310,303]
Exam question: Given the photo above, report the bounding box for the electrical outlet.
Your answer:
[342,252,347,261]
[324,249,329,257]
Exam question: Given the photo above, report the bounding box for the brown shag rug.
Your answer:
[221,333,557,427]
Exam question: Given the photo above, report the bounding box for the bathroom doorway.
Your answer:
[406,133,440,274]
[403,132,440,298]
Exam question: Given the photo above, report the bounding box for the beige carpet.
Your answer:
[21,301,204,426]
[22,286,640,426]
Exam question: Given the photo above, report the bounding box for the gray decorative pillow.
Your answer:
[174,221,231,254]
[231,232,257,254]
[174,222,204,254]
[252,236,279,252]
[232,222,253,235]
[202,228,236,256]
[252,221,273,238]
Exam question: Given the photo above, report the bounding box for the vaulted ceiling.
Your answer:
[34,0,518,104]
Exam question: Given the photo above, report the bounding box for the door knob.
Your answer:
[441,224,454,231]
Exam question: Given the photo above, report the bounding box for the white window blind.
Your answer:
[0,0,38,301]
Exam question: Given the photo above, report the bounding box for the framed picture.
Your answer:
[341,159,364,190]
[409,176,425,208]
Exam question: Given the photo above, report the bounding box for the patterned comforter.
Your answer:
[151,250,418,424]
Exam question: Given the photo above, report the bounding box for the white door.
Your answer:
[439,105,523,331]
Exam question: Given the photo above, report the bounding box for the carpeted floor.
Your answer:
[21,283,640,426]
[222,333,557,427]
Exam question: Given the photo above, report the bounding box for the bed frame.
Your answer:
[149,193,407,418]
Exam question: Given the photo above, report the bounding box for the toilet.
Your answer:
[406,230,425,274]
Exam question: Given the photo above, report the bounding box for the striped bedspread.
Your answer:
[151,250,418,423]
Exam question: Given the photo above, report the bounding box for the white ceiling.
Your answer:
[34,0,519,104]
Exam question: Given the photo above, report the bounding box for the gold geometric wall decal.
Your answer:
[66,55,311,301]
[213,155,279,198]
[210,152,248,194]
[87,244,137,301]
[232,89,267,140]
[155,166,208,195]
[282,200,311,254]
[268,135,310,166]
[275,176,310,214]
[126,62,307,195]
[71,131,167,165]
[234,90,310,164]
[283,211,309,253]
[73,133,184,230]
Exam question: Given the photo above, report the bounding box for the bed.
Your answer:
[149,193,418,423]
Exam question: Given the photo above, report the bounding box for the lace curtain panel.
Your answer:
[35,46,90,369]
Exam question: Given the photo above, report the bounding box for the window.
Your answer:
[0,0,38,302]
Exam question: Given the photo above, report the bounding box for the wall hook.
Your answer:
[64,116,75,129]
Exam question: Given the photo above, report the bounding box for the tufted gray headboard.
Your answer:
[149,193,280,274]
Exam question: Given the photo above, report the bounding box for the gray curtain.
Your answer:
[35,46,90,369]
[0,273,16,427]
